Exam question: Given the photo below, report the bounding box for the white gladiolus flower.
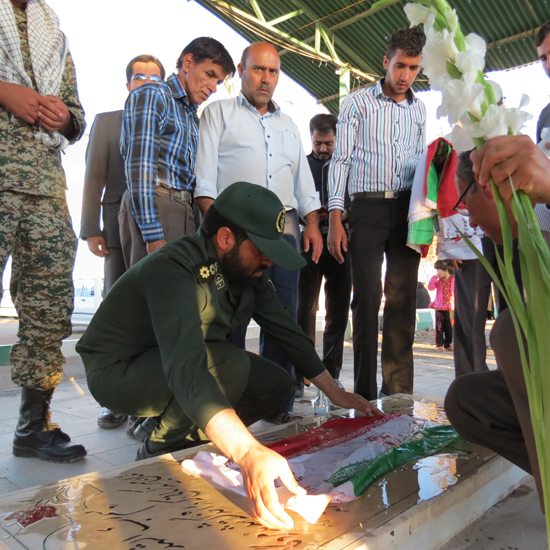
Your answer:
[444,10,458,31]
[451,124,475,153]
[404,3,436,27]
[422,28,459,87]
[454,50,485,77]
[454,33,486,77]
[519,94,530,109]
[465,33,487,60]
[478,104,508,139]
[487,80,503,104]
[437,73,485,123]
[440,29,459,61]
[504,106,533,135]
[458,106,506,140]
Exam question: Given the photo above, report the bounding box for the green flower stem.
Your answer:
[446,61,462,79]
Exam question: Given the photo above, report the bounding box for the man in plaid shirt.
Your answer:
[120,37,235,267]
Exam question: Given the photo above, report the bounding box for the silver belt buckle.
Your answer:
[384,191,397,199]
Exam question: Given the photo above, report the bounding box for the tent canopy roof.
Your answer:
[195,0,550,113]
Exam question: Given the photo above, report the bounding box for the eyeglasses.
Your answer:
[453,179,476,216]
[131,74,162,83]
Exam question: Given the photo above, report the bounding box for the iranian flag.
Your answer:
[182,414,459,524]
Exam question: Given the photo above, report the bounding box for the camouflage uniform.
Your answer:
[0,5,85,390]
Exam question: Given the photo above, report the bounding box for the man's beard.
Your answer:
[221,240,268,285]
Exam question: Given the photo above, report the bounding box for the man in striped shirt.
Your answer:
[327,27,426,401]
[120,38,235,267]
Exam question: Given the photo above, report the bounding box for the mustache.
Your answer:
[257,85,271,92]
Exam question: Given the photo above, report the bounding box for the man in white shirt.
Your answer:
[194,42,322,422]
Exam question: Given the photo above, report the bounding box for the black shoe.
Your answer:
[97,408,128,429]
[13,388,87,463]
[133,417,159,442]
[126,416,146,438]
[135,439,169,461]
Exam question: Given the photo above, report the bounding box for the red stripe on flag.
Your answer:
[266,414,402,459]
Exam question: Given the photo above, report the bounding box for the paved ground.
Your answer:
[0,318,547,549]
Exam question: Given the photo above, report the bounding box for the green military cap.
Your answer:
[214,182,306,270]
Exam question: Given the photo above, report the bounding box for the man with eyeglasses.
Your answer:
[120,38,235,268]
[445,139,545,509]
[80,54,165,430]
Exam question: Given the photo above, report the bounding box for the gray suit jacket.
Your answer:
[80,110,126,248]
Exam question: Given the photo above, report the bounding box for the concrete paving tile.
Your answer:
[0,432,14,453]
[94,444,141,467]
[75,428,142,455]
[0,420,14,435]
[54,403,103,420]
[1,454,119,490]
[0,476,22,496]
[439,479,547,550]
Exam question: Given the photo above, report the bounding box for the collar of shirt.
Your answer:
[237,92,281,117]
[373,78,416,105]
[167,73,198,115]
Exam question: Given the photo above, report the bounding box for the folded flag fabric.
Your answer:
[181,414,459,524]
[407,137,484,260]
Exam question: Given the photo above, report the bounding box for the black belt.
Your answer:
[351,190,410,200]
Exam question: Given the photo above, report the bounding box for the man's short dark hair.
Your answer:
[176,37,236,78]
[309,114,337,136]
[202,204,248,244]
[536,21,550,48]
[456,150,476,193]
[126,55,166,83]
[386,27,426,59]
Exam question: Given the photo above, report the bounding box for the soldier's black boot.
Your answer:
[13,388,87,463]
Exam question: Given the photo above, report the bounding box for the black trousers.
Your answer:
[435,310,453,348]
[103,246,126,295]
[87,343,292,451]
[348,194,420,400]
[453,258,492,376]
[445,308,542,507]
[297,232,352,379]
[453,238,522,377]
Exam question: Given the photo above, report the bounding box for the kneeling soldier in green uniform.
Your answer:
[77,182,381,530]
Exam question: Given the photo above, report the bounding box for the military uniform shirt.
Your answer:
[77,228,326,432]
[0,5,85,200]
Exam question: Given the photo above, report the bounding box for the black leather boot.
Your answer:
[13,388,87,463]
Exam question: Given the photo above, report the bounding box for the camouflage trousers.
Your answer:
[0,191,76,390]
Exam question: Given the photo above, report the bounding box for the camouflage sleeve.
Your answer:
[58,51,86,144]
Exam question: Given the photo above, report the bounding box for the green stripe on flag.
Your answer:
[326,424,460,497]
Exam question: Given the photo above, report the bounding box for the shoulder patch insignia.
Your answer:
[194,261,218,283]
[276,209,286,233]
[214,273,225,290]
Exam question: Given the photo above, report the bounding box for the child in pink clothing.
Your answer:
[428,260,454,351]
